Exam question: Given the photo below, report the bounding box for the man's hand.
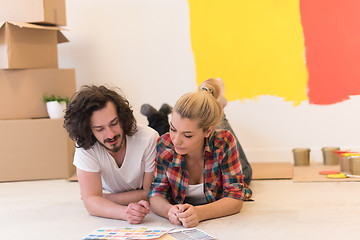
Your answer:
[125,200,150,224]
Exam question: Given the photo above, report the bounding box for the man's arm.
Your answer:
[77,168,149,223]
[103,172,153,205]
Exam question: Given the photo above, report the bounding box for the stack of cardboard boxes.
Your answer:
[0,0,76,182]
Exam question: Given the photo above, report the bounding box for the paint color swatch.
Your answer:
[168,228,215,240]
[83,227,173,240]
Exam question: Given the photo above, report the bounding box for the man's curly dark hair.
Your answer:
[64,85,137,149]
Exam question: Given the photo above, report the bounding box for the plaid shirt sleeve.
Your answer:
[216,130,252,201]
[149,135,171,200]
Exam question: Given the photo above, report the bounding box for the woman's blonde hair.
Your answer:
[198,78,221,99]
[173,90,223,134]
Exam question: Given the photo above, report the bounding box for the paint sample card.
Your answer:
[83,227,173,239]
[168,228,215,240]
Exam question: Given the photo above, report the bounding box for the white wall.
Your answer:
[59,0,360,164]
[59,0,196,117]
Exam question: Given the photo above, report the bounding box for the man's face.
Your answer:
[90,101,125,153]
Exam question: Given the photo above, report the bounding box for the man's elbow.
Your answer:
[81,196,99,216]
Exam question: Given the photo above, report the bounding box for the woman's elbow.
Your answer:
[143,195,150,202]
[149,196,156,208]
[149,196,164,212]
[233,199,244,213]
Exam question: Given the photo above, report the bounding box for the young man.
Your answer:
[64,85,158,224]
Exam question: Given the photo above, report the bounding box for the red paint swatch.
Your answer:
[300,0,360,105]
[319,170,340,175]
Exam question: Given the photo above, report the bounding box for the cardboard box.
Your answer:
[0,0,66,26]
[0,22,68,69]
[0,68,76,120]
[0,118,75,182]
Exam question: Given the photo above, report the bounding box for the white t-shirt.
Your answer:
[73,124,159,193]
[185,183,207,205]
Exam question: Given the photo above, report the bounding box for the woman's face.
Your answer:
[169,111,212,155]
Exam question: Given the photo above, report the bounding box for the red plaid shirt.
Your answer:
[149,129,252,204]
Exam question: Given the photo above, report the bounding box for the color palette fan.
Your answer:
[83,227,172,239]
[168,228,215,240]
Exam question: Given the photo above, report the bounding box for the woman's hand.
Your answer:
[176,204,200,228]
[125,200,150,224]
[168,205,182,225]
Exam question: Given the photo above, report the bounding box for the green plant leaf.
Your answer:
[42,93,69,104]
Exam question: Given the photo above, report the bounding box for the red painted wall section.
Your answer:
[300,0,360,105]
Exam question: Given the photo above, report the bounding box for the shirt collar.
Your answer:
[204,135,214,154]
[171,153,183,167]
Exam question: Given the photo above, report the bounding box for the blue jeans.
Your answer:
[217,115,252,185]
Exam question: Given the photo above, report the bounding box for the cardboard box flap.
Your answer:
[57,31,68,44]
[0,21,68,43]
[0,21,65,30]
[0,0,66,26]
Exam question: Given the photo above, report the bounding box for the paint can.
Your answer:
[349,154,360,175]
[321,147,340,165]
[336,151,358,174]
[292,148,310,166]
[339,154,351,174]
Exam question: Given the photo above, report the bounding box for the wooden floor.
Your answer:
[1,179,360,240]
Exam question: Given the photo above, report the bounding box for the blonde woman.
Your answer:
[149,89,252,228]
[142,78,252,185]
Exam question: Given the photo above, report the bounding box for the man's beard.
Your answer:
[101,134,125,153]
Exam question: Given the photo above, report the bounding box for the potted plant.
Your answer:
[42,93,69,119]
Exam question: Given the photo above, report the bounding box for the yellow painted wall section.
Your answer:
[188,0,308,105]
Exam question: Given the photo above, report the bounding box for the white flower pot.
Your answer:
[46,101,67,119]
